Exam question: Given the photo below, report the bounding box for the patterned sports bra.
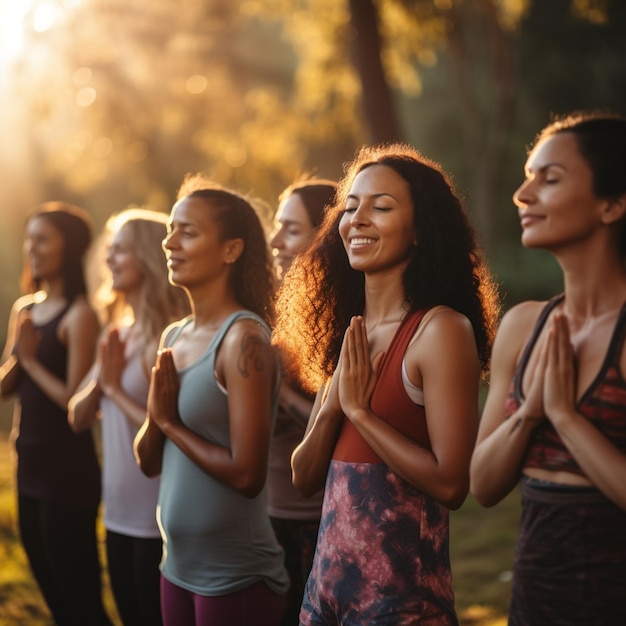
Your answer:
[505,295,626,477]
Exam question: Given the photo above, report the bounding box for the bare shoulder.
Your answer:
[221,316,276,379]
[223,316,271,346]
[64,297,99,328]
[414,305,474,345]
[11,294,38,316]
[495,300,547,347]
[159,317,189,349]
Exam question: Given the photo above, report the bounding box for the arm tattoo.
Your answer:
[237,332,268,378]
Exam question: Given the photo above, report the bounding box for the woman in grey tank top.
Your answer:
[135,176,288,626]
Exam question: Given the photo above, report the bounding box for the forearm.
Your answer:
[160,420,267,498]
[349,408,470,509]
[552,410,626,510]
[68,379,101,432]
[104,386,148,429]
[134,418,165,477]
[19,357,75,409]
[0,355,20,398]
[470,411,539,507]
[292,404,343,498]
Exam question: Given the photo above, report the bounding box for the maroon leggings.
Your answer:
[160,576,286,626]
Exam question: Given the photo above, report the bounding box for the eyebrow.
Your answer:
[525,162,567,175]
[346,192,398,202]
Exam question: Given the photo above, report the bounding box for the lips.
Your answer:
[519,213,544,228]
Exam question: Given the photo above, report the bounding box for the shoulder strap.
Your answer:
[406,305,449,350]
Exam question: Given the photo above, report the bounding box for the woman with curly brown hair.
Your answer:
[134,176,288,626]
[273,144,500,625]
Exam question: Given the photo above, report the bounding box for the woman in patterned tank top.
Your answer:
[471,112,626,625]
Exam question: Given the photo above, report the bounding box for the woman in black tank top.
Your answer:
[0,202,113,625]
[471,112,626,625]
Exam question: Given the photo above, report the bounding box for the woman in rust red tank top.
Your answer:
[471,112,626,625]
[273,144,499,625]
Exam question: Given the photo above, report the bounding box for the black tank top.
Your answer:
[505,295,626,477]
[16,302,101,508]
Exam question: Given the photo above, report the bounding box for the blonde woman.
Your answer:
[69,208,189,626]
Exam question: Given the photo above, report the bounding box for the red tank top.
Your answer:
[333,309,430,463]
[505,295,626,476]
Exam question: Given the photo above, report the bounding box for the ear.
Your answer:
[600,193,626,226]
[223,238,244,264]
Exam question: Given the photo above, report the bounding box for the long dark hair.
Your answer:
[176,175,276,326]
[273,143,500,394]
[20,201,93,302]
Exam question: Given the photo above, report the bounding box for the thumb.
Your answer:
[371,351,385,374]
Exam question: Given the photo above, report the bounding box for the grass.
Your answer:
[0,404,519,625]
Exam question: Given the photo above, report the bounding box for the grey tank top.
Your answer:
[157,311,288,596]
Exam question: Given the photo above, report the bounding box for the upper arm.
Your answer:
[219,320,278,470]
[62,301,100,394]
[475,302,542,446]
[1,296,33,361]
[410,309,481,474]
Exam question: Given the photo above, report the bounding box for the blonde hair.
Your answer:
[89,207,189,344]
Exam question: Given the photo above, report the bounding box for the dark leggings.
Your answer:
[271,517,319,626]
[18,494,113,626]
[106,530,163,626]
[160,576,286,626]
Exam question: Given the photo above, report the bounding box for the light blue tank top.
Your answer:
[157,311,288,596]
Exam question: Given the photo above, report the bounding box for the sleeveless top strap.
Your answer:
[514,295,564,403]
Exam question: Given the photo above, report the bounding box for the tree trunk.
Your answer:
[349,0,403,143]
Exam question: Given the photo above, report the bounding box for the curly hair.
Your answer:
[273,143,500,394]
[89,207,190,344]
[20,201,93,301]
[176,174,277,326]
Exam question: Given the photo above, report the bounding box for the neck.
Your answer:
[362,272,408,325]
[188,284,241,328]
[555,243,626,318]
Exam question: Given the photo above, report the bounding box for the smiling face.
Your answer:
[162,196,241,290]
[270,193,315,278]
[106,224,144,295]
[338,164,417,276]
[23,216,65,282]
[513,132,609,252]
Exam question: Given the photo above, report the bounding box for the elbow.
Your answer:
[68,418,87,434]
[234,473,265,499]
[469,472,505,508]
[292,470,323,500]
[469,483,503,508]
[137,457,161,479]
[439,482,469,511]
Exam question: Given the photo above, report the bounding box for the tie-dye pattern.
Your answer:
[300,461,457,625]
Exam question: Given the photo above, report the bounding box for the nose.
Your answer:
[162,231,175,251]
[270,227,284,251]
[513,178,533,208]
[350,203,370,226]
